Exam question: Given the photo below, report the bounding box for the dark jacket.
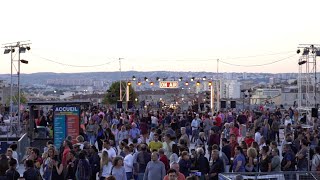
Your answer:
[222,144,231,161]
[23,168,41,180]
[136,151,151,173]
[6,168,20,180]
[196,154,209,175]
[89,153,101,175]
[179,159,191,178]
[210,158,225,180]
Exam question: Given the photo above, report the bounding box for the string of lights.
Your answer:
[30,53,117,68]
[219,54,296,67]
[140,51,293,62]
[29,51,295,68]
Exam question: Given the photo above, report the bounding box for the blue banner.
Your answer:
[54,115,66,148]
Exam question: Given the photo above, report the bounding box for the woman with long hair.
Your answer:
[245,147,257,172]
[96,125,105,151]
[110,156,126,180]
[169,144,180,164]
[232,146,246,172]
[259,146,271,172]
[105,128,116,143]
[195,132,206,155]
[100,151,112,180]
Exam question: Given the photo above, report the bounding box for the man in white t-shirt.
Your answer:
[102,140,116,162]
[123,145,134,179]
[151,115,158,128]
[191,114,201,143]
[255,127,262,144]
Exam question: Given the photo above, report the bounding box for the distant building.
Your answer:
[46,79,93,86]
[223,73,233,80]
[0,80,17,106]
[220,80,241,99]
[242,72,247,80]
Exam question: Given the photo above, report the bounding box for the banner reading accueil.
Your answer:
[54,106,80,147]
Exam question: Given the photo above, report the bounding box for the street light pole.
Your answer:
[18,47,21,134]
[2,40,31,136]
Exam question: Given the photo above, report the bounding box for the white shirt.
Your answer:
[312,154,320,171]
[151,116,158,125]
[149,132,155,142]
[101,162,112,177]
[191,119,200,131]
[124,154,133,172]
[285,118,292,126]
[162,141,175,157]
[12,151,18,163]
[102,147,116,160]
[255,132,262,143]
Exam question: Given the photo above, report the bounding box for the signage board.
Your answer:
[54,115,66,148]
[53,106,80,147]
[159,81,179,88]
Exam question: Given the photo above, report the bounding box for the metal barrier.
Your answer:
[17,133,30,163]
[219,171,320,180]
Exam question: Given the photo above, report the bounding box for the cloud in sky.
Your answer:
[0,0,318,74]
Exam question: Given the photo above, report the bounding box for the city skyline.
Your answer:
[1,0,319,74]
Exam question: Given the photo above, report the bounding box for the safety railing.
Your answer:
[17,133,30,163]
[218,171,320,180]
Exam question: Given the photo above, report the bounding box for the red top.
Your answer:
[159,155,170,172]
[215,116,222,127]
[163,172,186,180]
[230,127,240,137]
[230,141,239,158]
[62,147,70,167]
[244,137,255,147]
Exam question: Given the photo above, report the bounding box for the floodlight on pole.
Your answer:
[19,47,26,53]
[4,49,10,54]
[202,76,206,81]
[156,77,161,81]
[298,60,307,65]
[20,60,28,64]
[2,40,31,137]
[132,76,136,81]
[178,77,183,81]
[190,77,195,82]
[302,48,309,55]
[144,77,149,82]
[297,49,301,54]
[315,48,320,57]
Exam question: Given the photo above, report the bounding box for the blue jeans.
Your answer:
[126,172,133,180]
[138,173,144,180]
[88,134,96,145]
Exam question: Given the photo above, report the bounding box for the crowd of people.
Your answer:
[0,106,320,180]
